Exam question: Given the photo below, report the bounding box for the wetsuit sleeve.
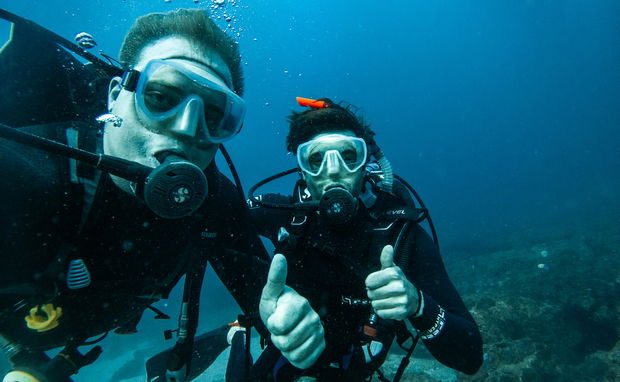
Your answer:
[403,225,483,374]
[247,193,295,244]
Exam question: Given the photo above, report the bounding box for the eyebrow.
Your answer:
[164,55,231,87]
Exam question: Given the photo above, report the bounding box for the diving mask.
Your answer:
[122,59,246,144]
[297,134,368,176]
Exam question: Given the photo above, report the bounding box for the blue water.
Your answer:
[1,0,618,380]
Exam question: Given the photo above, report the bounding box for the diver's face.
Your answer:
[104,36,234,194]
[301,130,366,200]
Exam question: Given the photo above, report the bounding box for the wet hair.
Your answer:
[119,9,244,95]
[286,98,376,153]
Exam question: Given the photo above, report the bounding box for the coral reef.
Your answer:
[378,225,619,381]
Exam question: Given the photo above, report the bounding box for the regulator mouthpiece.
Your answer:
[142,154,208,219]
[319,187,357,225]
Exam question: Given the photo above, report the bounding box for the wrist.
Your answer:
[419,306,446,340]
[410,288,424,318]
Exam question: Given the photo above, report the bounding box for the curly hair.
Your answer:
[118,9,243,95]
[285,98,376,153]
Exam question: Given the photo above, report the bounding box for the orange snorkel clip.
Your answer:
[296,97,329,109]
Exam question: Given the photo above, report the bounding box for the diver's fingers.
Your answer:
[270,307,323,352]
[366,280,406,300]
[365,265,402,290]
[267,288,313,336]
[279,322,325,369]
[260,254,288,321]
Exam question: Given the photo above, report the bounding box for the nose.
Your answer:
[169,96,207,140]
[325,150,342,176]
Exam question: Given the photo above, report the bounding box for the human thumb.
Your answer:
[260,254,288,319]
[380,245,395,269]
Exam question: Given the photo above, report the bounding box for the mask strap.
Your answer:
[120,69,140,92]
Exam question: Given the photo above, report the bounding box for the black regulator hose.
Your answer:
[394,174,440,251]
[0,123,208,219]
[0,123,151,182]
[247,168,318,210]
[218,144,245,204]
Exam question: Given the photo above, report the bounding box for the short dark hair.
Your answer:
[119,9,244,95]
[285,98,376,153]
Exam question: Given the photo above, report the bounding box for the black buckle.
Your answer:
[120,69,140,92]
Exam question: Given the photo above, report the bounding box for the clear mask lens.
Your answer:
[134,59,246,144]
[297,134,367,176]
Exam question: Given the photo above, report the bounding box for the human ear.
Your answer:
[107,77,123,111]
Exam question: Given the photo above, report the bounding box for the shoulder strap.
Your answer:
[42,123,102,290]
[62,123,102,232]
[372,206,425,223]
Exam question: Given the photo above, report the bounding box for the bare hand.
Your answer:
[259,254,325,369]
[365,245,420,320]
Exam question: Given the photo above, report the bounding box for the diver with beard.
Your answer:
[248,98,483,381]
[0,8,268,382]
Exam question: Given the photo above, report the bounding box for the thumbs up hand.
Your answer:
[260,254,325,369]
[365,245,420,320]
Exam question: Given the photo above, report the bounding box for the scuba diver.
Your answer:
[0,8,269,382]
[247,98,483,381]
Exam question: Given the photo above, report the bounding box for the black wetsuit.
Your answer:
[0,13,269,379]
[0,122,269,356]
[249,188,483,381]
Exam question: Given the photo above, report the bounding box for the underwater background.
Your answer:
[1,0,618,380]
